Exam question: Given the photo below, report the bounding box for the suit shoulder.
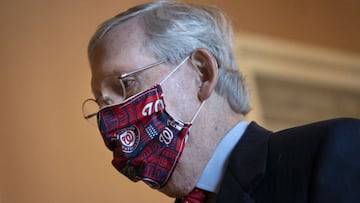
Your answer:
[275,118,360,137]
[318,118,360,152]
[310,118,360,202]
[269,118,360,154]
[317,118,360,138]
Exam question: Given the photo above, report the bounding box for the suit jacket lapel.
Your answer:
[217,122,271,202]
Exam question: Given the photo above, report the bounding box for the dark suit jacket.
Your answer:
[217,118,360,203]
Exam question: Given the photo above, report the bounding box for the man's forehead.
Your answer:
[90,20,148,69]
[89,17,158,89]
[100,19,145,54]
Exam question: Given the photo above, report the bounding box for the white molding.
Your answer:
[234,32,360,129]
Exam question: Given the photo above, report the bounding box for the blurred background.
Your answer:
[1,0,359,202]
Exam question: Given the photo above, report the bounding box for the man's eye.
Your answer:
[122,78,135,89]
[121,78,139,98]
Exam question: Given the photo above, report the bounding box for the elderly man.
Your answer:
[82,1,360,202]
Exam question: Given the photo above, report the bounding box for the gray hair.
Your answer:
[88,1,250,114]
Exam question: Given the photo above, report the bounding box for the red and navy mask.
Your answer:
[97,57,204,188]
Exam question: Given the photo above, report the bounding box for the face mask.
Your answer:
[97,57,204,189]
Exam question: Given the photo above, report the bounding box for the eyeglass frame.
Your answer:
[82,59,166,121]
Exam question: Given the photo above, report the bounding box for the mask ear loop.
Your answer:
[159,56,190,86]
[158,55,206,126]
[184,101,206,143]
[190,100,206,125]
[156,56,190,112]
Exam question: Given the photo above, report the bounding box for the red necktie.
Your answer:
[181,188,207,203]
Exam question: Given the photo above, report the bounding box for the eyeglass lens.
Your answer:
[82,75,126,125]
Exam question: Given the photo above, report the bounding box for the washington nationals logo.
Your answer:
[115,126,140,153]
[159,127,174,145]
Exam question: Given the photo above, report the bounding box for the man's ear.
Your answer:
[190,48,218,102]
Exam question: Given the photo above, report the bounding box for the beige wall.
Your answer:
[0,0,172,202]
[1,0,359,203]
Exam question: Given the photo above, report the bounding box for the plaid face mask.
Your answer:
[96,56,205,188]
[97,83,192,188]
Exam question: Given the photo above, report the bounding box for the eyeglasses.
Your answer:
[82,60,166,126]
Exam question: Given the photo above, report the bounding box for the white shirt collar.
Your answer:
[195,121,249,193]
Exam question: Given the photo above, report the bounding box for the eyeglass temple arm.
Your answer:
[120,60,166,78]
[84,113,97,120]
